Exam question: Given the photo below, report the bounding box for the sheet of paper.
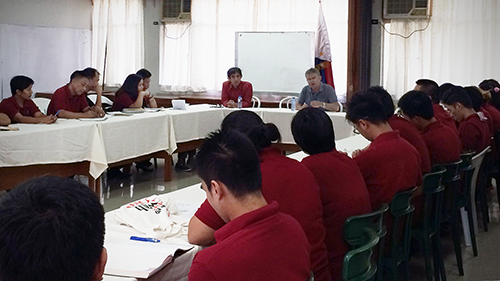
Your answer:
[104,240,191,278]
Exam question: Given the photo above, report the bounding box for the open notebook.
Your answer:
[104,240,193,278]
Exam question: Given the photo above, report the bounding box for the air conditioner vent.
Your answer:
[384,0,430,19]
[162,0,191,22]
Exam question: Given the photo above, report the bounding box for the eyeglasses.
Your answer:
[353,127,360,135]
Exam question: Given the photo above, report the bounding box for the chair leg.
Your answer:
[495,175,500,212]
[450,212,465,276]
[432,235,446,281]
[478,183,489,231]
[465,202,478,256]
[423,236,434,281]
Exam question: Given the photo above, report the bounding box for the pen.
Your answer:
[55,110,61,116]
[130,236,161,243]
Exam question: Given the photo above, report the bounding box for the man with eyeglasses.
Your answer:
[346,90,422,210]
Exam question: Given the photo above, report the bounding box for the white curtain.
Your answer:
[92,0,144,87]
[383,0,500,99]
[160,0,348,98]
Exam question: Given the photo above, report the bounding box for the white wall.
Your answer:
[0,0,93,98]
[0,0,92,29]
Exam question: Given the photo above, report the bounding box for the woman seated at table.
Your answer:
[188,110,331,281]
[111,74,157,111]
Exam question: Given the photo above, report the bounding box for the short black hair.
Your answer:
[196,130,262,198]
[291,107,335,155]
[368,86,395,119]
[397,90,434,120]
[464,86,484,111]
[438,83,455,101]
[416,79,440,103]
[0,176,105,281]
[136,68,152,78]
[82,67,100,79]
[346,90,389,125]
[70,70,88,81]
[441,86,472,109]
[227,67,242,78]
[10,75,34,96]
[221,110,281,152]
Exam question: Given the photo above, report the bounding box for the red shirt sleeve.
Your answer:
[241,82,253,108]
[25,99,41,116]
[0,97,19,120]
[47,86,67,115]
[459,123,482,152]
[221,81,230,107]
[194,199,226,230]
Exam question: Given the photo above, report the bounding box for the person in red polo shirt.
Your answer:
[370,86,431,174]
[188,130,311,281]
[0,76,56,124]
[47,70,104,119]
[346,91,422,210]
[189,110,330,281]
[291,107,371,280]
[414,79,458,135]
[398,90,461,165]
[441,86,491,154]
[221,67,253,108]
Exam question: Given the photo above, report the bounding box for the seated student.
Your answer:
[441,86,491,153]
[47,70,105,118]
[398,90,461,165]
[370,86,431,173]
[221,67,253,108]
[297,68,339,111]
[0,176,106,281]
[291,107,371,280]
[0,76,56,124]
[415,79,458,135]
[111,74,157,111]
[135,68,156,172]
[0,113,10,126]
[479,79,500,111]
[82,67,106,110]
[346,91,422,209]
[465,86,500,134]
[189,110,330,281]
[188,130,311,281]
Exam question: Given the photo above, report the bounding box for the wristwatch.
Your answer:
[322,102,326,108]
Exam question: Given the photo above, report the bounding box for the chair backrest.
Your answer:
[344,204,389,249]
[251,96,261,108]
[388,187,416,259]
[439,159,462,184]
[279,96,295,109]
[471,146,490,194]
[32,97,51,115]
[337,101,343,112]
[343,228,379,281]
[422,166,446,233]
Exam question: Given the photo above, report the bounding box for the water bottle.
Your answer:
[291,97,296,111]
[237,95,242,109]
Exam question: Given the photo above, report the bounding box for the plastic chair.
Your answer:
[32,97,51,115]
[411,166,446,281]
[251,96,261,108]
[343,228,380,281]
[476,145,493,231]
[87,94,113,110]
[279,96,296,109]
[337,101,344,112]
[383,186,417,281]
[344,204,388,281]
[489,131,500,210]
[470,146,490,233]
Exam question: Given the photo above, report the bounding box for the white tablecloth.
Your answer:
[0,105,352,180]
[0,119,107,179]
[103,183,206,281]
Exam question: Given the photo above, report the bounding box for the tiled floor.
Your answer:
[86,158,500,280]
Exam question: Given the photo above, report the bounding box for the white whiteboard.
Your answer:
[0,24,91,99]
[235,32,314,94]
